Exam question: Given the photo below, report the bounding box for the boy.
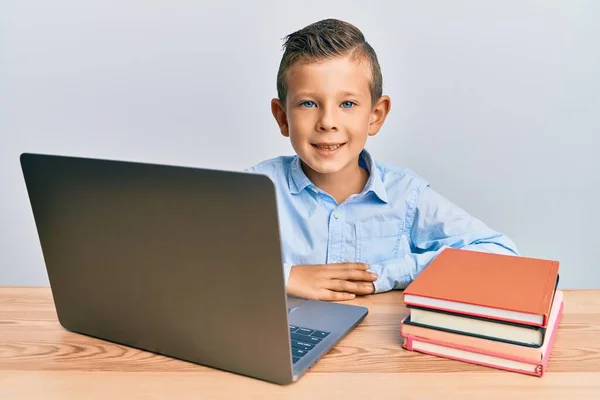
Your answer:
[246,19,518,301]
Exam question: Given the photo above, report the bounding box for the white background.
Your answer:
[1,0,598,287]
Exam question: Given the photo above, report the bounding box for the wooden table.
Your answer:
[1,287,599,399]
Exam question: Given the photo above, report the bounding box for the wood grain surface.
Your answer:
[1,287,599,399]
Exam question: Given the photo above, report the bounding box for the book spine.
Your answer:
[403,335,414,351]
[540,301,564,370]
[540,264,559,326]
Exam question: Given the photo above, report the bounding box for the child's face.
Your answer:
[272,55,390,177]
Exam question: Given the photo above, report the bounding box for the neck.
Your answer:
[302,158,370,204]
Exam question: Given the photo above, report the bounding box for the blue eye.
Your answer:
[341,101,355,108]
[300,101,316,108]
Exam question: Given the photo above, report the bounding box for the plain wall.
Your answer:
[1,0,598,288]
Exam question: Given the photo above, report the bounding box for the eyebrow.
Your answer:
[292,91,361,99]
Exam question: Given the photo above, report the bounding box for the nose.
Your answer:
[316,105,338,132]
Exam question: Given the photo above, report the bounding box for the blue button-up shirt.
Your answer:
[245,149,519,293]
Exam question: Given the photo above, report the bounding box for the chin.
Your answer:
[302,158,349,175]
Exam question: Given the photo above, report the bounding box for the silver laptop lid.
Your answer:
[20,153,294,384]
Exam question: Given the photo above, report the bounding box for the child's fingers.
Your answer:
[327,268,377,282]
[344,282,375,295]
[317,289,356,301]
[347,281,376,294]
[325,279,375,295]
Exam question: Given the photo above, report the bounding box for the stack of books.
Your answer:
[400,247,562,377]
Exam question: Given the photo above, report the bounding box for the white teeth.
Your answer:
[316,144,341,150]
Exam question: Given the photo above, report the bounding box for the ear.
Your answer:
[368,95,391,137]
[271,98,289,137]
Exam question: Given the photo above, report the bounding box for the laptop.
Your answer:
[19,152,368,385]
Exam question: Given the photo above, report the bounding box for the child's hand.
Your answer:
[287,263,377,301]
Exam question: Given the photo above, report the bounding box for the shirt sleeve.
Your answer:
[369,185,520,293]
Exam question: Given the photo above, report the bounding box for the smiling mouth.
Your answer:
[312,143,346,150]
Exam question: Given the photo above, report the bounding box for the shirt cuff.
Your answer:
[368,246,449,293]
[367,257,412,293]
[283,262,293,287]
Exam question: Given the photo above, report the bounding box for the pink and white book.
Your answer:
[400,289,564,377]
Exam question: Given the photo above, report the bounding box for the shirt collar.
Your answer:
[288,156,313,194]
[359,149,389,203]
[288,149,388,203]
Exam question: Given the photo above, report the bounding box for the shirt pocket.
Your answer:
[355,219,405,264]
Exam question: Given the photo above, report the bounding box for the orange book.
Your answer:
[403,248,559,327]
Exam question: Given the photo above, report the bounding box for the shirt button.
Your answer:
[333,211,341,219]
